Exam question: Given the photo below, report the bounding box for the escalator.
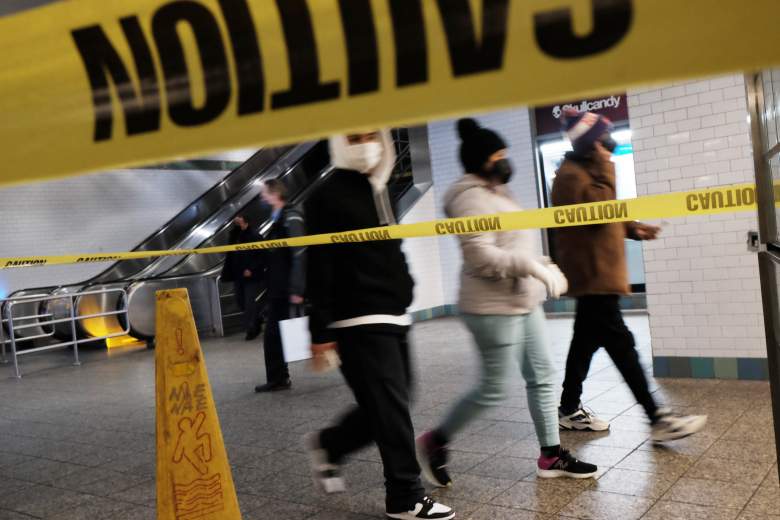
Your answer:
[5,128,430,349]
[2,143,318,346]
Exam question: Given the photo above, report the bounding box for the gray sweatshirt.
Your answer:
[444,174,547,315]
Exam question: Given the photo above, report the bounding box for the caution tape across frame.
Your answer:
[0,183,761,269]
[2,0,780,187]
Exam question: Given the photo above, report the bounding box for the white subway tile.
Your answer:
[662,85,688,99]
[675,95,700,109]
[687,104,714,118]
[709,75,738,89]
[723,85,747,100]
[652,99,678,114]
[701,114,727,128]
[685,81,711,95]
[639,90,663,104]
[677,118,702,132]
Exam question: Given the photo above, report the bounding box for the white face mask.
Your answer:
[344,141,383,173]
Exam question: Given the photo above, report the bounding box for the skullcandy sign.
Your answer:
[535,93,629,137]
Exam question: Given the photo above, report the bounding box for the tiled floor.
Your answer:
[0,315,777,519]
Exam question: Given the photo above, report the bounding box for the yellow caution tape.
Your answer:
[155,289,242,520]
[1,0,779,187]
[0,182,762,269]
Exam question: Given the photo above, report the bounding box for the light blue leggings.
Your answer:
[438,307,560,448]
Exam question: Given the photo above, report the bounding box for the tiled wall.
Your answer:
[628,74,766,364]
[400,189,446,313]
[0,169,226,297]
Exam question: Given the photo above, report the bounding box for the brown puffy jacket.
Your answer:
[550,155,643,296]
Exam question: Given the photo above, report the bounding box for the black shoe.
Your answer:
[386,496,454,519]
[244,329,260,341]
[416,431,452,487]
[536,448,597,479]
[254,379,292,393]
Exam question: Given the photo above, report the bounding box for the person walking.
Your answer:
[222,214,263,340]
[416,119,598,490]
[254,179,306,393]
[304,130,454,520]
[552,109,707,441]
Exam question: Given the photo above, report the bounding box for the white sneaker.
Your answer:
[386,496,454,519]
[304,432,346,494]
[559,405,610,431]
[651,409,707,442]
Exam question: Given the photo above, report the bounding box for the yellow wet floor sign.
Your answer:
[155,289,241,520]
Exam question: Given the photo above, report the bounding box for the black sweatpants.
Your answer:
[560,295,658,420]
[263,297,290,384]
[319,325,424,512]
[234,279,261,333]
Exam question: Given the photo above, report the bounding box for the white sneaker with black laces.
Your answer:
[304,432,346,494]
[386,496,455,520]
[651,408,707,442]
[559,405,610,431]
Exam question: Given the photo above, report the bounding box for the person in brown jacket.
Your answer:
[552,109,707,442]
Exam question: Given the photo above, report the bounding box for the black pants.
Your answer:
[234,279,261,333]
[319,326,424,512]
[263,297,290,384]
[560,295,658,420]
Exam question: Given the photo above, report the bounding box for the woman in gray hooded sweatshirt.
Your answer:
[416,119,597,487]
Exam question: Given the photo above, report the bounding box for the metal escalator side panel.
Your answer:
[2,289,56,343]
[47,286,84,340]
[88,145,303,284]
[151,141,331,279]
[126,276,220,339]
[74,284,140,348]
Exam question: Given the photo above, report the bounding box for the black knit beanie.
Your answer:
[457,118,507,174]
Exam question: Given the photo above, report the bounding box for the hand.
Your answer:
[290,294,304,305]
[310,342,340,373]
[635,224,661,240]
[243,269,252,278]
[529,260,568,299]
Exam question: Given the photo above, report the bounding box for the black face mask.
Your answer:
[483,158,513,184]
[599,135,618,153]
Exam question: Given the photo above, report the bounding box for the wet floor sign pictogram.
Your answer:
[155,289,241,520]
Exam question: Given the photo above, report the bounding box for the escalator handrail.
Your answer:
[125,144,326,280]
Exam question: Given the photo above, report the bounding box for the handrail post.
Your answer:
[69,295,80,366]
[8,303,20,378]
[1,302,7,364]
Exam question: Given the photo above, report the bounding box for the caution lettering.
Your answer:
[686,187,756,211]
[553,202,629,225]
[4,259,47,267]
[331,229,392,243]
[435,217,502,235]
[70,0,633,142]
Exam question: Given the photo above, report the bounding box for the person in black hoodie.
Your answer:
[222,215,263,340]
[254,179,306,393]
[303,130,454,520]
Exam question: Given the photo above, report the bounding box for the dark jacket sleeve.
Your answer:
[247,227,266,277]
[285,209,306,296]
[305,195,337,344]
[221,226,241,281]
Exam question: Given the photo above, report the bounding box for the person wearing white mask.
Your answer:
[303,131,454,520]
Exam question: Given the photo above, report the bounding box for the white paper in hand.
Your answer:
[280,316,311,363]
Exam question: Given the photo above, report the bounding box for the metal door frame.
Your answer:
[746,72,780,481]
